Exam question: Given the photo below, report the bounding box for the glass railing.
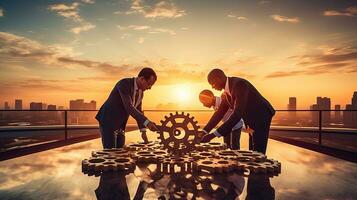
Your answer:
[0,109,356,154]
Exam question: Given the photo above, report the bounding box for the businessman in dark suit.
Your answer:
[96,67,159,149]
[201,69,275,154]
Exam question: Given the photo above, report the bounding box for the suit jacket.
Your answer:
[203,77,275,137]
[95,78,147,130]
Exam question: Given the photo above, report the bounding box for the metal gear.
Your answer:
[157,112,201,155]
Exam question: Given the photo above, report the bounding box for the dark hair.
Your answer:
[199,89,214,103]
[138,67,157,81]
[207,68,225,83]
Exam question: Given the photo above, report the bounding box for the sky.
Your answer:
[0,0,356,110]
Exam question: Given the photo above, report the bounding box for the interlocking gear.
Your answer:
[157,112,201,155]
[82,112,282,176]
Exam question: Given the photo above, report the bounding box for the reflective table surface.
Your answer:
[0,130,356,200]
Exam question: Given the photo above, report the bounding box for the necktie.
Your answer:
[134,89,140,107]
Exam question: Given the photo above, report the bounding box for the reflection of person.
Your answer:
[95,172,130,200]
[199,89,244,149]
[246,175,275,200]
[95,68,159,149]
[201,69,275,154]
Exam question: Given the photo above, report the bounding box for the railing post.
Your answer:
[65,110,68,140]
[318,110,322,145]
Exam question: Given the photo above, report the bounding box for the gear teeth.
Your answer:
[160,120,164,124]
[165,116,169,119]
[181,112,184,115]
[170,113,173,116]
[175,111,179,115]
[186,113,190,117]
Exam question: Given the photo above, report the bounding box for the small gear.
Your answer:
[82,156,135,172]
[194,158,238,173]
[157,112,201,155]
[132,149,167,163]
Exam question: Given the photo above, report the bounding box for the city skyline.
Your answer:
[2,91,357,110]
[0,0,357,109]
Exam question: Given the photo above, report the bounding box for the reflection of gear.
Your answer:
[157,112,201,155]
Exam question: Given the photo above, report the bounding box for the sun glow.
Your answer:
[175,84,192,103]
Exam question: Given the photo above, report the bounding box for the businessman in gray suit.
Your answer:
[96,68,159,148]
[201,69,275,154]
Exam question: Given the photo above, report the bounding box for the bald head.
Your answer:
[199,89,215,108]
[207,68,226,91]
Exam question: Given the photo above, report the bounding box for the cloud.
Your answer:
[237,16,248,20]
[323,6,357,17]
[227,14,248,20]
[0,8,4,17]
[138,37,145,43]
[48,2,82,22]
[118,25,151,30]
[271,14,300,23]
[125,0,186,18]
[118,25,176,35]
[48,2,95,34]
[70,23,96,34]
[81,0,95,4]
[266,42,357,78]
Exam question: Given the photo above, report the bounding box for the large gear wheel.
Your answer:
[157,112,201,155]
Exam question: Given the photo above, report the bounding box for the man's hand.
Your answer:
[201,133,216,143]
[147,121,159,132]
[246,126,254,136]
[141,131,149,143]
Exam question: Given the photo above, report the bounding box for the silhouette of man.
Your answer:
[96,67,159,149]
[199,89,244,149]
[201,69,275,154]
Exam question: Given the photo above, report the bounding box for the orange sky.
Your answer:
[0,0,356,109]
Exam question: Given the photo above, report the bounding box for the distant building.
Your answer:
[69,99,96,110]
[310,97,331,125]
[344,104,353,127]
[334,105,341,123]
[30,102,45,110]
[4,102,10,110]
[343,91,357,128]
[47,105,57,110]
[15,99,22,110]
[287,97,297,110]
[69,99,96,124]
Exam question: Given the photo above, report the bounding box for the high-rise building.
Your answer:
[30,102,44,110]
[4,102,10,110]
[47,105,57,110]
[288,97,297,110]
[343,91,357,128]
[334,105,341,123]
[352,91,357,108]
[310,97,331,125]
[15,99,22,110]
[70,99,96,110]
[69,99,97,124]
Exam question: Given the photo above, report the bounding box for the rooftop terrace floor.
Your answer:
[0,130,356,200]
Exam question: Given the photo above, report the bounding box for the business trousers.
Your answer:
[250,115,273,154]
[99,117,128,149]
[224,128,242,150]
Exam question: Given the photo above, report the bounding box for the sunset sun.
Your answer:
[175,84,192,103]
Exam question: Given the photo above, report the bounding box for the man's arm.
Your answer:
[117,82,148,127]
[216,81,249,137]
[203,97,229,133]
[137,102,146,131]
